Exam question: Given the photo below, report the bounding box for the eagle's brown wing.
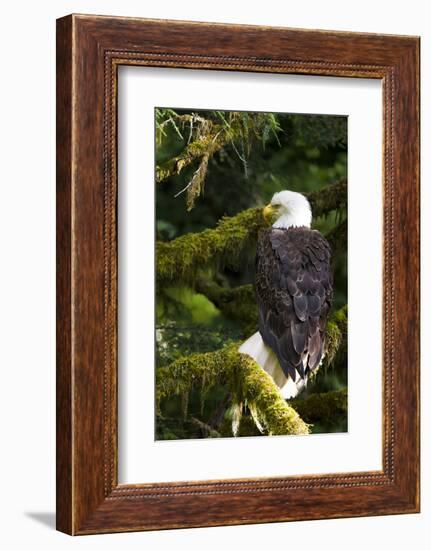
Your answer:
[255,226,333,381]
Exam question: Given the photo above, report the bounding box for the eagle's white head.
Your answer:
[263,190,312,229]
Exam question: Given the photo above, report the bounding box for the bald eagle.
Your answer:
[239,190,333,399]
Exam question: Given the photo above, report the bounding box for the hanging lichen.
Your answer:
[185,153,210,211]
[155,110,284,208]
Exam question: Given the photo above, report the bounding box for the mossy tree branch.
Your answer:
[290,388,347,426]
[156,307,347,437]
[307,179,347,218]
[156,343,310,436]
[156,123,230,184]
[156,111,283,189]
[322,305,347,370]
[157,179,347,284]
[326,218,347,257]
[157,207,264,284]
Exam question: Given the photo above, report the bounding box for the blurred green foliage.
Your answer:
[155,108,347,440]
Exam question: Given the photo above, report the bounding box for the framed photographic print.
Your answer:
[56,14,420,535]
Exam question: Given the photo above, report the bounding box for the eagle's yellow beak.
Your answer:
[263,203,277,222]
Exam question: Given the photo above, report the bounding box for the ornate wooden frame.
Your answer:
[56,14,420,535]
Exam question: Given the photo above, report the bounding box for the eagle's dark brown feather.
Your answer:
[255,226,333,382]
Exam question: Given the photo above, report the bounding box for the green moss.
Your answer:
[323,305,347,369]
[156,306,347,438]
[156,207,266,284]
[156,342,310,436]
[291,388,347,428]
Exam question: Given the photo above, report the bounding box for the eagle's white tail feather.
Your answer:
[239,331,300,399]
